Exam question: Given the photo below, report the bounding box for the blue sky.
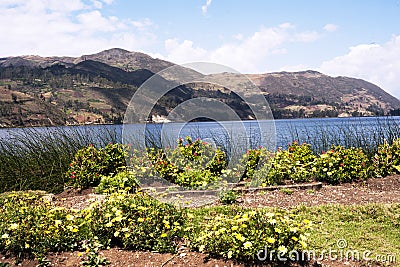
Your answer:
[1,0,400,97]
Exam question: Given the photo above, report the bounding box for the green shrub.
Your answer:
[88,191,185,253]
[240,148,271,181]
[96,171,139,194]
[188,209,311,261]
[218,189,240,205]
[314,145,371,184]
[66,143,128,189]
[256,141,316,185]
[0,191,91,262]
[373,139,400,177]
[175,169,219,188]
[146,137,227,187]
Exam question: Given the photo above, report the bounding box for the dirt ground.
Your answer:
[1,176,399,267]
[240,176,400,209]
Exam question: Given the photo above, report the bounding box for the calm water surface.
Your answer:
[1,116,400,151]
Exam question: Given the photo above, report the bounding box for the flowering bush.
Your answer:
[0,191,91,263]
[66,143,128,189]
[256,142,316,185]
[0,190,313,264]
[146,137,227,187]
[240,148,272,181]
[314,145,371,184]
[373,139,400,177]
[188,209,312,261]
[88,191,185,253]
[96,171,139,194]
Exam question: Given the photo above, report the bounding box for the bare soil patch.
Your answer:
[240,176,400,209]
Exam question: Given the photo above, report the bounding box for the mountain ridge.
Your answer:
[0,49,399,127]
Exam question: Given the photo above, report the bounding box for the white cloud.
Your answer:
[131,18,153,31]
[294,31,320,42]
[323,23,338,32]
[165,24,321,73]
[201,0,212,15]
[319,35,400,97]
[0,0,156,56]
[233,33,244,41]
[165,39,207,62]
[279,22,295,29]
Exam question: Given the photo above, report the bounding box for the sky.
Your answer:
[1,0,400,97]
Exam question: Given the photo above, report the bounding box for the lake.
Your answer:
[1,116,400,152]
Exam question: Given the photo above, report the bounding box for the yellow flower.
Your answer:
[137,218,145,222]
[278,245,288,254]
[292,236,298,242]
[77,252,83,257]
[25,243,30,249]
[160,233,168,238]
[114,231,120,237]
[274,227,282,233]
[231,226,239,231]
[234,233,245,242]
[267,237,275,244]
[199,245,205,252]
[105,222,113,227]
[114,216,123,222]
[115,210,122,216]
[124,233,131,238]
[299,240,307,248]
[243,241,252,249]
[9,223,18,230]
[71,228,79,233]
[1,233,9,239]
[66,214,75,221]
[227,251,233,258]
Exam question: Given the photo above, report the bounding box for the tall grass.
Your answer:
[1,117,399,194]
[278,117,400,155]
[0,126,119,193]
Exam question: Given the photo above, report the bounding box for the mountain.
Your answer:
[0,49,399,127]
[206,70,400,118]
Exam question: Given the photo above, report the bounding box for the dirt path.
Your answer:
[240,176,400,209]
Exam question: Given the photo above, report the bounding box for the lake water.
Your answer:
[1,116,400,152]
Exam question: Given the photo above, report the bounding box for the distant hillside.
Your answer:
[1,49,399,127]
[207,71,400,118]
